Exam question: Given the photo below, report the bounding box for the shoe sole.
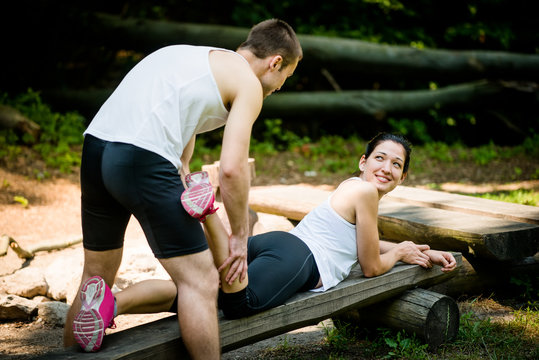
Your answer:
[181,184,215,218]
[72,277,107,352]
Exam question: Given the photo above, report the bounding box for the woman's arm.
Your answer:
[333,181,431,277]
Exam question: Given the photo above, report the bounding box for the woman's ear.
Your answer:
[358,156,366,172]
[398,172,408,184]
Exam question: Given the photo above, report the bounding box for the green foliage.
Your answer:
[470,141,499,166]
[377,328,429,359]
[510,274,539,302]
[322,322,357,352]
[252,118,310,153]
[448,307,539,359]
[13,195,29,207]
[475,189,539,206]
[388,117,432,144]
[0,89,85,174]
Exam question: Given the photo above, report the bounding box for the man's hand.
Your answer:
[217,234,248,284]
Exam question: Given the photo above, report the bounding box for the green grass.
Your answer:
[256,300,538,359]
[474,189,539,206]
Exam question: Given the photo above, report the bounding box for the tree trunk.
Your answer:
[0,105,40,141]
[261,80,537,120]
[43,80,538,123]
[93,13,539,81]
[333,288,460,350]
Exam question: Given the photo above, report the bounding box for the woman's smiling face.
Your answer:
[359,140,407,197]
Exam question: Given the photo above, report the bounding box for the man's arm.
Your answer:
[218,81,262,283]
[179,135,196,186]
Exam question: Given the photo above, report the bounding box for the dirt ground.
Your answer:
[0,154,536,358]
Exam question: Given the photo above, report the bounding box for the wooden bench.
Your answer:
[248,184,539,262]
[41,170,537,358]
[41,253,462,359]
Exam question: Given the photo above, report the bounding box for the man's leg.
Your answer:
[159,249,220,360]
[63,248,123,347]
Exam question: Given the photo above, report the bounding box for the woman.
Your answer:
[80,132,457,325]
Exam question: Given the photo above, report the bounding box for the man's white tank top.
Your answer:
[84,45,235,169]
[289,178,361,291]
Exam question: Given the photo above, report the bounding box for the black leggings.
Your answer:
[169,231,319,319]
[218,231,320,319]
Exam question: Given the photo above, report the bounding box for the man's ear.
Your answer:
[269,55,283,71]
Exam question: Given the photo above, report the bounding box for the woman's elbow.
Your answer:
[361,266,382,278]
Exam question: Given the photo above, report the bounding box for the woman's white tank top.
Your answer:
[289,178,361,291]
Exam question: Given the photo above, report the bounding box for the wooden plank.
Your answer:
[248,184,539,261]
[378,200,539,261]
[249,184,333,221]
[40,254,462,359]
[386,185,539,225]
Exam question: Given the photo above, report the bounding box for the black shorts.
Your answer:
[80,134,208,258]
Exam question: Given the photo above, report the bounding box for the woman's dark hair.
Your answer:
[364,133,412,174]
[237,18,302,69]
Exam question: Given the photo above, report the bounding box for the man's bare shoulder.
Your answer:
[209,50,261,104]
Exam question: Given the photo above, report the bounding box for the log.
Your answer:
[40,254,462,359]
[386,185,539,225]
[333,288,460,350]
[0,105,40,140]
[0,235,82,259]
[377,200,539,261]
[428,253,539,297]
[260,80,538,121]
[248,184,539,261]
[92,13,539,81]
[42,80,539,124]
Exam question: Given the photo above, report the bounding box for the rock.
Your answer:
[115,247,170,289]
[0,294,38,320]
[45,255,83,303]
[0,267,47,298]
[37,301,69,326]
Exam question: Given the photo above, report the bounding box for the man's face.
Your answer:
[260,58,298,98]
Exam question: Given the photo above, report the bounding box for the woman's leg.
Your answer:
[203,213,248,293]
[219,231,319,319]
[115,279,177,315]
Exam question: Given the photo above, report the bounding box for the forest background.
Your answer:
[0,1,538,359]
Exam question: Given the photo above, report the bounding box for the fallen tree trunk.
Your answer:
[92,13,539,81]
[333,288,460,351]
[42,80,538,123]
[0,235,82,259]
[0,105,40,140]
[261,80,537,120]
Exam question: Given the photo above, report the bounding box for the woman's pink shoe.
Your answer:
[72,276,115,352]
[181,182,218,222]
[185,171,210,188]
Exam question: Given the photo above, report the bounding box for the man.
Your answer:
[63,18,302,359]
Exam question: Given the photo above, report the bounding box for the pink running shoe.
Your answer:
[181,182,218,222]
[72,276,115,352]
[185,170,210,188]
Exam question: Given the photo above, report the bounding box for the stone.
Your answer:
[0,294,38,320]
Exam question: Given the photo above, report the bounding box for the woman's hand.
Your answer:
[423,249,457,273]
[397,241,432,268]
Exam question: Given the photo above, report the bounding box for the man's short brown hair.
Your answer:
[238,19,302,69]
